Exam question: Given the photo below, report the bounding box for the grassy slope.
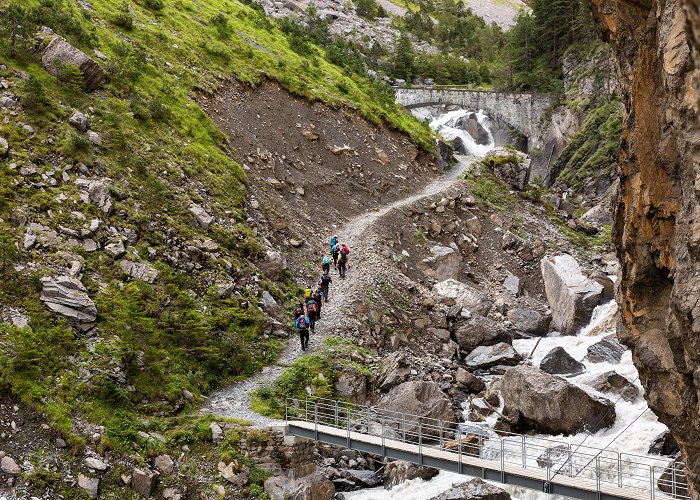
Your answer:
[0,0,433,458]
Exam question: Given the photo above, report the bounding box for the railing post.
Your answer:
[521,435,526,469]
[458,433,463,474]
[346,406,351,448]
[305,398,308,422]
[439,420,443,448]
[617,453,622,488]
[366,406,371,433]
[672,459,677,497]
[334,400,339,428]
[596,456,601,500]
[650,465,655,500]
[402,415,406,442]
[500,438,505,483]
[568,443,572,477]
[381,418,386,456]
[419,422,423,465]
[314,403,319,440]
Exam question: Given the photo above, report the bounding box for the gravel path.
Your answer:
[201,158,474,426]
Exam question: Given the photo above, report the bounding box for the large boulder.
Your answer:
[383,460,438,490]
[482,149,530,191]
[376,381,456,440]
[40,276,97,329]
[501,365,616,435]
[455,368,486,393]
[88,181,113,215]
[264,472,335,500]
[428,478,511,500]
[657,455,688,498]
[434,279,493,316]
[464,342,522,370]
[257,250,289,281]
[590,371,640,402]
[585,335,626,363]
[422,245,462,281]
[458,112,491,145]
[507,306,551,336]
[453,316,512,355]
[334,366,367,404]
[377,352,411,393]
[42,35,105,92]
[648,431,680,456]
[539,347,586,376]
[119,260,159,283]
[541,254,603,335]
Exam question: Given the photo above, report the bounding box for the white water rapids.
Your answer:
[345,108,671,500]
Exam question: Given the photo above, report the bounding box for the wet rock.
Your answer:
[428,478,511,500]
[334,366,367,404]
[78,474,99,499]
[42,35,105,92]
[507,306,551,336]
[265,471,335,500]
[657,455,688,498]
[458,112,491,145]
[590,371,640,402]
[453,316,512,355]
[590,271,615,301]
[376,381,456,440]
[536,445,571,469]
[383,460,439,490]
[421,245,462,281]
[464,342,522,370]
[539,347,586,376]
[131,468,159,497]
[455,368,486,393]
[434,279,493,316]
[341,469,381,488]
[501,365,616,435]
[70,111,89,132]
[541,254,603,335]
[88,181,113,214]
[189,203,213,229]
[119,260,159,283]
[648,431,680,456]
[40,276,97,328]
[585,335,626,363]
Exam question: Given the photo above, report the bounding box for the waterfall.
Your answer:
[413,107,498,158]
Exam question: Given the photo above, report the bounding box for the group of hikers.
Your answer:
[293,235,351,351]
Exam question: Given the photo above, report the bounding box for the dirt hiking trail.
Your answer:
[201,158,473,426]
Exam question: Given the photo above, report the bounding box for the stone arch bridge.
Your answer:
[395,87,552,148]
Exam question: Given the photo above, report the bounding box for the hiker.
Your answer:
[313,288,324,319]
[338,244,349,278]
[332,241,341,269]
[304,286,313,301]
[306,296,318,333]
[321,254,332,274]
[295,314,310,351]
[318,272,332,303]
[330,235,338,253]
[293,300,305,320]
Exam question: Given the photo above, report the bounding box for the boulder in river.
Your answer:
[464,342,522,370]
[376,381,456,440]
[648,431,680,456]
[501,365,616,435]
[453,316,512,355]
[541,254,603,335]
[383,460,439,490]
[428,478,511,500]
[265,471,335,500]
[507,306,551,336]
[585,335,626,363]
[539,347,586,376]
[458,112,491,145]
[590,371,639,402]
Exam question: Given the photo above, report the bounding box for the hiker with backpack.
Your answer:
[332,241,341,269]
[330,235,338,253]
[293,300,305,320]
[306,296,319,333]
[304,286,313,301]
[337,244,349,278]
[295,314,310,351]
[318,272,332,303]
[313,288,324,319]
[321,254,332,274]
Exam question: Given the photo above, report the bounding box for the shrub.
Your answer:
[19,75,51,113]
[111,2,134,30]
[143,0,164,11]
[210,13,232,39]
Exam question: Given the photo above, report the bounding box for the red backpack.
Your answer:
[307,299,317,314]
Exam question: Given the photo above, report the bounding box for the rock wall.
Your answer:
[588,0,700,494]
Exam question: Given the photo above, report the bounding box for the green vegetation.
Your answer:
[251,338,370,418]
[465,161,517,210]
[552,98,623,191]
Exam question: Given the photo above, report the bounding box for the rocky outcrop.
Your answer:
[463,342,522,370]
[264,471,335,500]
[501,365,616,435]
[40,276,97,329]
[541,254,603,334]
[539,347,586,376]
[383,461,438,490]
[483,148,531,191]
[453,316,512,356]
[41,34,106,92]
[421,245,462,281]
[376,381,456,440]
[590,371,640,402]
[587,0,700,493]
[433,279,493,316]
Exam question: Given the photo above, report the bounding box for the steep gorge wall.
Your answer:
[588,0,700,495]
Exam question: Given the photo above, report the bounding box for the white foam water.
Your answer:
[414,107,497,158]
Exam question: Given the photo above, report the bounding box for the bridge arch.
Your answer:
[395,88,552,150]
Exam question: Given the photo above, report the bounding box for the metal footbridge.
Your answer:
[284,398,689,500]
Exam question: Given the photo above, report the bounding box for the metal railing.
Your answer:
[285,397,690,500]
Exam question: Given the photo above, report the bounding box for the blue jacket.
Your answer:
[295,316,310,330]
[330,236,338,249]
[322,255,331,265]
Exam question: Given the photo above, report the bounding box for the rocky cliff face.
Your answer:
[589,0,700,494]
